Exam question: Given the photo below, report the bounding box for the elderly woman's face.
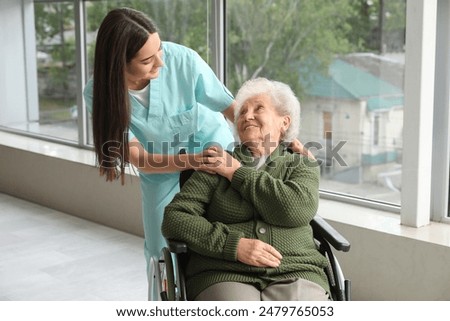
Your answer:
[237,93,290,148]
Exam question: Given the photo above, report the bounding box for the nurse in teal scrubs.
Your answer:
[83,8,235,300]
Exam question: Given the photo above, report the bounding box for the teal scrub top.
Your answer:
[84,41,235,264]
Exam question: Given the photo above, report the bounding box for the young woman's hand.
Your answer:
[289,138,315,159]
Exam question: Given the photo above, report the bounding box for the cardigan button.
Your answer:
[258,227,266,234]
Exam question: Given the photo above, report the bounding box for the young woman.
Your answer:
[83,7,236,299]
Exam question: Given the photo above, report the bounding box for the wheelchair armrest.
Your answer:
[167,240,188,254]
[311,215,351,252]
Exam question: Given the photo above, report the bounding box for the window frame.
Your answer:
[402,0,442,227]
[431,0,450,223]
[74,0,89,147]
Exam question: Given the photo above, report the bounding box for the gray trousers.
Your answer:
[194,278,329,301]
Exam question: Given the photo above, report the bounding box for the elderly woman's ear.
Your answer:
[282,116,291,132]
[279,115,291,141]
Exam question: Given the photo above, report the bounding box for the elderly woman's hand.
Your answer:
[197,146,242,181]
[237,238,282,268]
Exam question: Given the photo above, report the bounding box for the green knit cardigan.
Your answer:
[162,144,329,300]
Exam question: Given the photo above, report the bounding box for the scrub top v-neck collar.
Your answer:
[130,74,163,120]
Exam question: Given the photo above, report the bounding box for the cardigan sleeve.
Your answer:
[230,155,320,227]
[161,171,244,262]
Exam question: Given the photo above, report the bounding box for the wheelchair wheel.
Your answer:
[159,247,176,300]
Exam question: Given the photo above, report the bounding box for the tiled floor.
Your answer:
[0,193,148,301]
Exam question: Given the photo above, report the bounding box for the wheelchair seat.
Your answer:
[157,166,351,301]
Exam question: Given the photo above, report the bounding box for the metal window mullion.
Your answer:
[209,0,225,83]
[23,0,39,122]
[431,0,450,222]
[401,0,437,227]
[74,0,88,147]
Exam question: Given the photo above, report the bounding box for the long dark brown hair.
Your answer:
[92,8,158,184]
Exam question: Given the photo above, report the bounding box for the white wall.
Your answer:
[325,218,450,300]
[0,143,144,237]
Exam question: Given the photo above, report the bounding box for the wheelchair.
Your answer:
[155,168,352,301]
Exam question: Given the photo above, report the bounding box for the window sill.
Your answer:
[0,131,139,175]
[318,198,450,248]
[0,131,95,166]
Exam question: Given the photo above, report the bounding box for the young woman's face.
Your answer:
[126,32,163,85]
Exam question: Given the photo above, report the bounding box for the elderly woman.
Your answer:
[161,78,329,301]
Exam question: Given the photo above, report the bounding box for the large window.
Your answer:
[1,1,79,141]
[4,0,210,144]
[1,0,449,221]
[226,0,405,207]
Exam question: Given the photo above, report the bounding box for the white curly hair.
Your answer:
[233,77,301,143]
